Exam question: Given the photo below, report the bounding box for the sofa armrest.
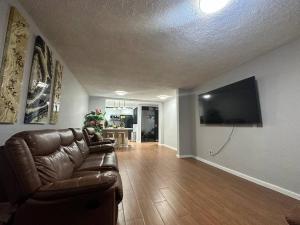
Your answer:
[100,140,114,144]
[88,141,102,146]
[103,138,115,143]
[89,144,114,153]
[89,140,114,146]
[14,183,118,225]
[32,171,117,200]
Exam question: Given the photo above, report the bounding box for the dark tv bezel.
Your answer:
[199,77,263,127]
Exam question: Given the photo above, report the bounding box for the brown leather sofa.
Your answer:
[83,127,116,148]
[0,128,123,225]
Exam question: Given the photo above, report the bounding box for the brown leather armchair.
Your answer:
[83,127,116,152]
[70,128,119,172]
[0,129,122,225]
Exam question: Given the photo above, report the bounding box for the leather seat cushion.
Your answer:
[86,152,118,166]
[75,152,118,172]
[72,170,123,203]
[89,144,114,153]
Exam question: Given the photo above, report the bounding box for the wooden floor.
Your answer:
[116,143,299,225]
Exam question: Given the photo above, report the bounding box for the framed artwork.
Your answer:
[0,7,29,123]
[49,60,63,124]
[24,36,54,124]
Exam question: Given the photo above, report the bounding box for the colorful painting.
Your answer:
[24,36,54,124]
[0,7,29,123]
[49,60,63,124]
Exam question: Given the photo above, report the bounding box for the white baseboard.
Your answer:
[177,155,300,200]
[158,143,177,151]
[176,154,194,159]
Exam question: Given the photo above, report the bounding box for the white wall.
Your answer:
[136,105,142,142]
[162,97,178,150]
[88,96,106,112]
[182,38,300,197]
[0,0,89,145]
[178,89,195,155]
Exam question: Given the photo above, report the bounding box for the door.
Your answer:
[141,106,159,142]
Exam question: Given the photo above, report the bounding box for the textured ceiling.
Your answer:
[19,0,300,100]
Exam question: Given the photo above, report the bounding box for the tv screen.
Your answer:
[199,77,262,126]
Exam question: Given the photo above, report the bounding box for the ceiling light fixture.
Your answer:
[203,94,211,99]
[157,95,170,100]
[200,0,231,14]
[115,90,128,96]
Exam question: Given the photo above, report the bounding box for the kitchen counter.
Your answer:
[103,128,133,130]
[102,128,133,147]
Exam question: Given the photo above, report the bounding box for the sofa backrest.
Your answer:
[58,129,84,167]
[0,146,8,203]
[82,127,96,146]
[1,129,85,204]
[3,132,43,203]
[20,130,75,185]
[70,128,90,158]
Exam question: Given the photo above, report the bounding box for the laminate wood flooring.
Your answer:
[116,143,299,225]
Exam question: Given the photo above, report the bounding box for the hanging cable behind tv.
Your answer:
[210,126,235,157]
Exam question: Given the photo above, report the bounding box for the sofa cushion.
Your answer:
[15,130,61,156]
[58,129,84,168]
[89,144,114,153]
[86,152,118,168]
[83,127,96,146]
[76,152,118,172]
[70,128,90,158]
[62,143,84,168]
[92,133,103,142]
[34,149,74,184]
[2,137,42,203]
[59,129,75,146]
[11,130,75,185]
[76,139,90,158]
[85,127,96,135]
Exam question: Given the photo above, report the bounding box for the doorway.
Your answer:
[141,106,159,142]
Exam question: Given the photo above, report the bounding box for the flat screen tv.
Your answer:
[199,77,262,126]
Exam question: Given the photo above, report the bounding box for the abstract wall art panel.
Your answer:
[49,60,63,124]
[24,36,54,124]
[0,7,29,123]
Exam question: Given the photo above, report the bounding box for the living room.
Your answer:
[0,0,299,224]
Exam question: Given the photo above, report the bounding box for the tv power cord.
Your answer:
[209,126,235,157]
